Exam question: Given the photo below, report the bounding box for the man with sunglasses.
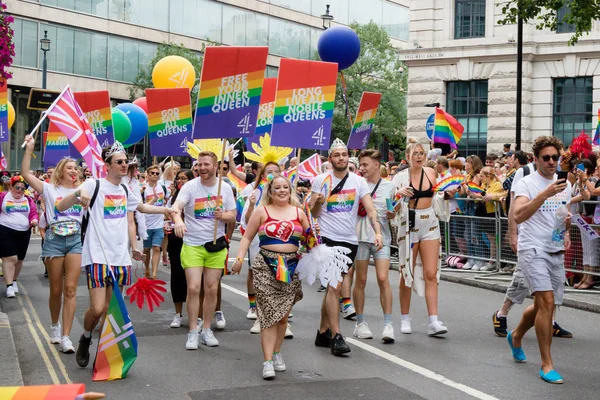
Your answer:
[141,165,168,279]
[508,136,571,384]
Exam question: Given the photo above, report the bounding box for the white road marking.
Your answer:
[221,283,499,400]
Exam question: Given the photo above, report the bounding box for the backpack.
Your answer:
[81,180,129,244]
[505,164,536,214]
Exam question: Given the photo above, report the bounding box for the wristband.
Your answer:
[375,233,383,238]
[74,189,81,198]
[235,257,244,263]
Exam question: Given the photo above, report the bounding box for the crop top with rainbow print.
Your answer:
[258,207,303,247]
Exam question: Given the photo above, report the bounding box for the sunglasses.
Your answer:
[541,154,560,162]
[113,159,129,165]
[14,186,26,191]
[148,171,160,176]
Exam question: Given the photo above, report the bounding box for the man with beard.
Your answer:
[310,139,383,356]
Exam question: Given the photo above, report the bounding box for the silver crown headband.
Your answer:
[104,141,126,160]
[329,137,348,155]
[129,155,139,166]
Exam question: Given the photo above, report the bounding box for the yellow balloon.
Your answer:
[7,101,14,129]
[152,55,196,89]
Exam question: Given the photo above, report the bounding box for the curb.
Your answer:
[440,273,600,314]
[0,311,24,386]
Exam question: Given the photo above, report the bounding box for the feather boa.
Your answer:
[297,244,352,288]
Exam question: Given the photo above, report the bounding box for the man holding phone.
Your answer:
[509,136,571,384]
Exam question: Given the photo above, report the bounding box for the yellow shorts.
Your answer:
[181,244,228,269]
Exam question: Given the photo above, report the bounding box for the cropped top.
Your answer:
[410,169,433,199]
[258,207,303,247]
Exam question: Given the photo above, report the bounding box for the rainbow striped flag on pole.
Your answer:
[593,109,600,146]
[433,107,464,149]
[92,272,137,381]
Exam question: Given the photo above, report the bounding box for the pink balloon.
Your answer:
[133,97,148,114]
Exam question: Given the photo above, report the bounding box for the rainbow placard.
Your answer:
[347,92,382,150]
[247,77,277,149]
[193,46,268,139]
[74,90,114,148]
[43,122,79,168]
[0,80,8,142]
[146,88,193,156]
[271,59,338,150]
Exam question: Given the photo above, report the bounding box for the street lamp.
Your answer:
[40,30,51,89]
[320,4,333,30]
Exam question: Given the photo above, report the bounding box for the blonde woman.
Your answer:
[231,175,310,380]
[22,135,83,353]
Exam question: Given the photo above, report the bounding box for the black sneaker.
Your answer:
[317,285,327,293]
[492,311,507,337]
[76,334,92,367]
[553,322,573,338]
[314,328,332,347]
[331,333,351,356]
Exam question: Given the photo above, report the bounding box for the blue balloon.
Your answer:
[115,103,149,147]
[317,26,361,71]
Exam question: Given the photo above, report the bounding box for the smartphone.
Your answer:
[577,163,585,172]
[557,170,568,182]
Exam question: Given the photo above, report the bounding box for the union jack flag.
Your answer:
[45,86,105,178]
[0,146,6,170]
[298,153,322,183]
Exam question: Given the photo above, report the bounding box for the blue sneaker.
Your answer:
[507,331,526,362]
[540,369,564,384]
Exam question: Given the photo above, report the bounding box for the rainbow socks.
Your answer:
[248,293,256,309]
[340,297,352,312]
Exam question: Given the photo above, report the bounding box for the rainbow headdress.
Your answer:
[467,181,485,194]
[275,255,291,283]
[433,107,464,149]
[433,175,465,192]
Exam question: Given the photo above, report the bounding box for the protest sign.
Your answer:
[347,92,382,150]
[146,88,193,156]
[74,91,114,147]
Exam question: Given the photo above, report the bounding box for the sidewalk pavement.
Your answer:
[0,311,24,386]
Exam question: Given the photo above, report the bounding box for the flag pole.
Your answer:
[293,148,301,191]
[212,139,228,244]
[21,84,71,148]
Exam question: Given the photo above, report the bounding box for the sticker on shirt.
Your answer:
[327,189,356,213]
[264,220,294,242]
[146,192,164,207]
[54,197,83,219]
[5,200,28,213]
[104,195,127,219]
[194,196,221,219]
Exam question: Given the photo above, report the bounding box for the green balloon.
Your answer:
[112,108,132,144]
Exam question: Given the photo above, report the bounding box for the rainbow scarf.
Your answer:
[467,181,485,194]
[433,175,465,192]
[433,107,464,149]
[275,255,290,283]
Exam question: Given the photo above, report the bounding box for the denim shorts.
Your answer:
[355,241,391,261]
[143,228,165,249]
[41,231,82,258]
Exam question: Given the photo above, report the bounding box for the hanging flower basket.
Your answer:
[0,1,15,85]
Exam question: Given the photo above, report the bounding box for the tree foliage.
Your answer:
[128,42,205,105]
[498,0,597,45]
[321,22,407,156]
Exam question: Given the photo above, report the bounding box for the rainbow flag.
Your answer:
[594,109,600,146]
[92,272,137,381]
[235,195,245,223]
[275,255,290,283]
[227,172,247,194]
[347,92,382,150]
[433,107,464,149]
[255,178,269,204]
[0,79,8,142]
[0,384,87,399]
[320,174,332,198]
[285,167,298,185]
[433,175,465,192]
[467,181,485,194]
[193,46,268,139]
[74,90,114,148]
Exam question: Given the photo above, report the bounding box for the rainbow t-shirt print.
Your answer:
[146,192,164,207]
[326,189,356,213]
[104,195,126,219]
[194,196,221,219]
[5,200,28,214]
[55,197,83,218]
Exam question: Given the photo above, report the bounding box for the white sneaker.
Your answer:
[428,320,448,337]
[200,328,219,347]
[5,285,15,298]
[59,336,75,353]
[12,282,19,294]
[170,314,183,328]
[273,353,286,371]
[462,260,474,270]
[471,260,483,271]
[262,361,275,380]
[288,312,293,319]
[353,321,373,339]
[215,311,226,330]
[480,262,498,272]
[247,307,257,320]
[342,305,356,320]
[185,330,199,350]
[382,323,395,343]
[49,324,61,344]
[400,318,412,334]
[197,318,203,330]
[250,320,261,334]
[284,323,293,339]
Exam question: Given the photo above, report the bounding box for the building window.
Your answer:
[557,2,576,33]
[553,77,593,145]
[455,0,485,39]
[446,81,488,158]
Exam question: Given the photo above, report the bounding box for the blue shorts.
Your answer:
[356,242,391,261]
[144,228,164,249]
[41,232,82,258]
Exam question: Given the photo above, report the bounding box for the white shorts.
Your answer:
[410,207,440,243]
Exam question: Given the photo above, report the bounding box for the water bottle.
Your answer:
[551,201,568,247]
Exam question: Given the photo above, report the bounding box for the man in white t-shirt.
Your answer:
[172,151,236,350]
[310,138,383,356]
[141,164,167,279]
[508,136,570,384]
[353,149,396,343]
[57,141,171,369]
